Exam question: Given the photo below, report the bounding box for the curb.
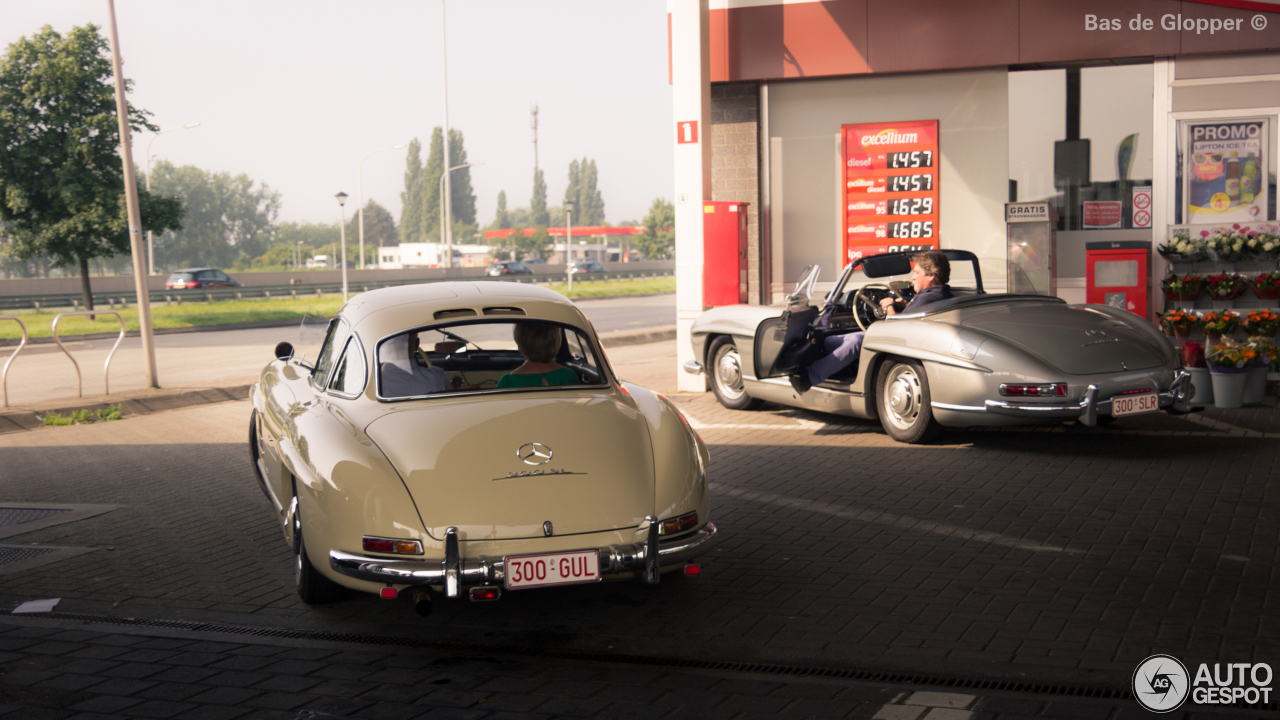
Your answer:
[0,326,677,433]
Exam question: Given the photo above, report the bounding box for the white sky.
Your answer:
[1,1,675,228]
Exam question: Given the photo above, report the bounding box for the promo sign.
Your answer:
[1182,118,1269,224]
[842,120,940,262]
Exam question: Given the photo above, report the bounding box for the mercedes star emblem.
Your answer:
[518,442,553,466]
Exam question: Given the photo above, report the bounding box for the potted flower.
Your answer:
[1243,337,1279,404]
[1205,338,1258,408]
[1159,309,1200,338]
[1161,274,1203,302]
[1240,309,1279,337]
[1158,231,1209,263]
[1200,310,1240,343]
[1180,339,1213,403]
[1250,271,1280,304]
[1204,273,1247,308]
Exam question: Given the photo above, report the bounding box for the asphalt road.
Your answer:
[2,294,674,408]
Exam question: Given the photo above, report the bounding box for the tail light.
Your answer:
[684,564,701,576]
[999,383,1067,397]
[186,281,200,288]
[659,511,698,535]
[380,587,398,599]
[363,536,423,555]
[470,586,501,602]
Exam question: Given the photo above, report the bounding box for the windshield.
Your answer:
[376,319,608,400]
[788,265,821,307]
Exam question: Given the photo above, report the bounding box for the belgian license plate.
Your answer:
[1112,392,1159,417]
[505,550,600,590]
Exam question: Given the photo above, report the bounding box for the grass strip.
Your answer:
[0,277,674,341]
[40,404,124,426]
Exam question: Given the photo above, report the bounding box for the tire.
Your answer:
[875,358,943,444]
[708,337,763,411]
[292,495,345,604]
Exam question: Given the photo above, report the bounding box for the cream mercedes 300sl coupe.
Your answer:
[249,282,716,613]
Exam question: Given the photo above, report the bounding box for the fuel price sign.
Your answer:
[843,120,940,261]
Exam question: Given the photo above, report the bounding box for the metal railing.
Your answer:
[0,268,674,311]
[0,316,27,407]
[51,311,126,397]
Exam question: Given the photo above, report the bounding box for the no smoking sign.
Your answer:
[1132,186,1152,228]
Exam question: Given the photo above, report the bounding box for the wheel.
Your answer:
[292,495,345,604]
[708,336,763,411]
[875,358,942,444]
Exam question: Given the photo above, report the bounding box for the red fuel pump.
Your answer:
[1085,240,1151,320]
[703,201,749,307]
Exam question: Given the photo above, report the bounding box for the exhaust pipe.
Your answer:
[412,587,433,617]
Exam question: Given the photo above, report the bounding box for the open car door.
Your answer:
[754,265,821,379]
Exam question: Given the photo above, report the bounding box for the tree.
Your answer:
[491,191,511,230]
[345,199,398,247]
[564,158,605,225]
[420,127,477,243]
[519,227,554,262]
[399,138,424,244]
[635,198,675,260]
[530,168,550,227]
[0,24,183,312]
[147,160,279,271]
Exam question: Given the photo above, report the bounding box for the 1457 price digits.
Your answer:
[887,173,934,192]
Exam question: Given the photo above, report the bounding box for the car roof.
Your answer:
[342,281,589,340]
[170,267,217,273]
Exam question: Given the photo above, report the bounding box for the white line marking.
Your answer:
[681,409,824,431]
[716,485,1082,555]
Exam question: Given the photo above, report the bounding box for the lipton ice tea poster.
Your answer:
[1186,119,1267,224]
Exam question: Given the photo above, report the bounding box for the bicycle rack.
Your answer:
[51,310,126,398]
[1,316,28,408]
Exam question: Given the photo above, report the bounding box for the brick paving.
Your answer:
[0,340,1276,717]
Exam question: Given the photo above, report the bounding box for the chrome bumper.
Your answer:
[981,370,1193,427]
[329,520,719,598]
[683,360,703,375]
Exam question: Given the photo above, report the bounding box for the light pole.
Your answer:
[438,162,482,269]
[336,192,349,301]
[145,122,199,276]
[565,199,575,292]
[296,241,304,270]
[441,0,453,269]
[358,143,408,270]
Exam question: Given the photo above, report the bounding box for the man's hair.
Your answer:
[512,323,562,363]
[912,249,950,285]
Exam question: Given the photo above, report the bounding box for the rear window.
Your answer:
[168,273,195,281]
[376,320,607,400]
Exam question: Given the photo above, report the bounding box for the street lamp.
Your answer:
[335,192,349,301]
[438,162,482,269]
[358,143,408,270]
[296,241,304,270]
[565,199,575,292]
[145,122,200,276]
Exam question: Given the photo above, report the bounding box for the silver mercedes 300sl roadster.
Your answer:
[686,250,1192,443]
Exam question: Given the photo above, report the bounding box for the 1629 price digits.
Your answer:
[887,197,933,216]
[888,221,934,239]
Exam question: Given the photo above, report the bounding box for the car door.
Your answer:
[753,265,822,378]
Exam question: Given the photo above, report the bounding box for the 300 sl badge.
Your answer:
[494,468,585,481]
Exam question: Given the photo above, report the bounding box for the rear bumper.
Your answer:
[976,370,1192,427]
[329,521,719,598]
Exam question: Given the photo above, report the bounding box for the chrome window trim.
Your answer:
[310,317,348,392]
[373,317,612,404]
[326,333,367,399]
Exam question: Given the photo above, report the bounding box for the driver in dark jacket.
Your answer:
[791,250,952,393]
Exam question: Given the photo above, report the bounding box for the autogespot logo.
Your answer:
[1134,655,1190,712]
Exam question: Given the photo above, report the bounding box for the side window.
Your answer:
[328,336,367,396]
[311,319,350,388]
[562,328,602,383]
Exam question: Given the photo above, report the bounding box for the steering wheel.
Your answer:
[852,283,900,331]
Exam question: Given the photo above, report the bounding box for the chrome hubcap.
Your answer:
[714,346,745,400]
[884,366,922,430]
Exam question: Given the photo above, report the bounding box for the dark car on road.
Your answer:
[568,259,607,274]
[486,261,533,277]
[165,268,242,289]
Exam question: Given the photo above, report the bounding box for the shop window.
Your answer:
[1010,64,1153,231]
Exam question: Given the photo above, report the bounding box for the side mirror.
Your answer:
[274,341,294,361]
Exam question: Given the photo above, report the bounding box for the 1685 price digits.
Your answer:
[888,221,934,239]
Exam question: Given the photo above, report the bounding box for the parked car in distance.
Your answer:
[487,261,533,277]
[164,268,242,290]
[249,282,717,612]
[568,259,607,274]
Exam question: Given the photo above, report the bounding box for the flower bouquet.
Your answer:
[1204,273,1247,301]
[1247,227,1280,261]
[1200,310,1240,340]
[1158,231,1209,263]
[1241,309,1279,337]
[1250,271,1280,300]
[1162,274,1203,301]
[1159,309,1200,338]
[1207,225,1251,263]
[1246,337,1280,365]
[1180,339,1207,368]
[1207,338,1258,371]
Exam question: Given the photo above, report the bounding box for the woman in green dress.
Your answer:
[496,323,579,388]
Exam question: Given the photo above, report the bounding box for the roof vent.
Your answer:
[433,308,478,320]
[482,307,525,316]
